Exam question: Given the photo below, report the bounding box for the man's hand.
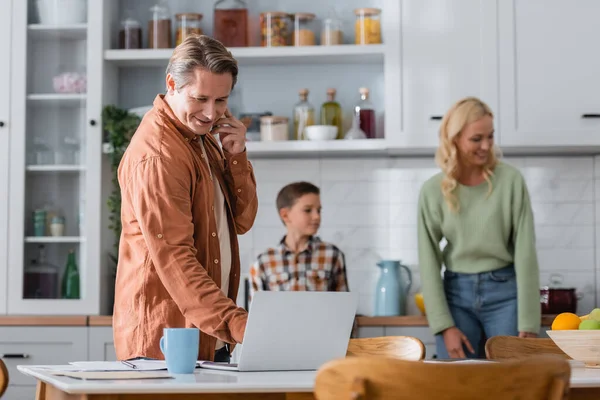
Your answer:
[442,326,475,358]
[211,108,246,155]
[518,331,538,338]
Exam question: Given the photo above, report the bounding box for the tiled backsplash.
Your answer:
[237,155,599,316]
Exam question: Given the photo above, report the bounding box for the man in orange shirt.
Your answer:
[113,35,258,363]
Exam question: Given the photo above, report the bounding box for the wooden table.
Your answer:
[18,360,600,400]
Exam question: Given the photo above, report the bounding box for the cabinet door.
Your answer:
[498,0,600,147]
[398,0,498,148]
[0,327,87,386]
[8,0,100,315]
[88,327,117,361]
[0,0,12,315]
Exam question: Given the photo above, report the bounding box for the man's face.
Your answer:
[165,68,232,135]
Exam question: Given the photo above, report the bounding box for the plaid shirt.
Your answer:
[249,236,349,299]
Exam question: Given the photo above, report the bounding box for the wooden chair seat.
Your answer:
[485,335,570,360]
[0,359,8,398]
[315,354,570,400]
[346,336,425,361]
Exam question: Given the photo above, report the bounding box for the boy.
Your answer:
[249,181,349,299]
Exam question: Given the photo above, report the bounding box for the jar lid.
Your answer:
[260,11,290,18]
[261,116,288,124]
[175,13,203,20]
[354,8,382,16]
[293,12,316,21]
[121,18,141,28]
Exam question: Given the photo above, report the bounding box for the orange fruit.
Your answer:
[552,312,582,330]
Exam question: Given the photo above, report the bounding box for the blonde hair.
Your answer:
[434,97,499,212]
[166,34,238,90]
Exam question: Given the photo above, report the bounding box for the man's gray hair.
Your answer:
[166,34,238,90]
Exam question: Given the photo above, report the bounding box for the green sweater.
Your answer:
[417,162,540,336]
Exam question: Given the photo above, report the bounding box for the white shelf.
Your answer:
[27,24,87,40]
[26,165,85,172]
[245,139,388,157]
[27,94,86,105]
[104,44,386,67]
[24,236,84,244]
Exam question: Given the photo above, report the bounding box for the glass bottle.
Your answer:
[213,0,249,47]
[23,245,59,299]
[119,17,142,49]
[320,88,343,139]
[344,111,367,140]
[293,89,315,140]
[148,2,172,49]
[354,87,376,139]
[61,249,80,299]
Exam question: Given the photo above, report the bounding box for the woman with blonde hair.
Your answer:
[417,97,540,359]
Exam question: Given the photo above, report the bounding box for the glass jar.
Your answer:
[354,87,376,138]
[321,17,343,45]
[260,12,291,47]
[148,3,172,49]
[175,13,203,46]
[119,17,142,49]
[354,8,382,45]
[292,13,316,46]
[214,0,249,47]
[260,116,289,141]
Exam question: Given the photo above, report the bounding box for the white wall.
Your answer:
[237,155,598,316]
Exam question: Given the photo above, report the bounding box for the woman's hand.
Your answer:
[518,331,538,338]
[442,327,475,358]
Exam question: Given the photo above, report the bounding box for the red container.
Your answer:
[540,273,583,314]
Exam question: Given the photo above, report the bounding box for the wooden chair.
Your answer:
[485,335,570,360]
[346,336,425,361]
[314,354,570,400]
[0,359,8,398]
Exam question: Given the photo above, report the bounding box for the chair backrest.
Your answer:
[0,359,8,398]
[314,355,571,400]
[346,336,425,361]
[485,336,570,360]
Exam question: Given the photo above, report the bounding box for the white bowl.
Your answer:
[547,330,600,367]
[305,125,337,141]
[37,0,87,25]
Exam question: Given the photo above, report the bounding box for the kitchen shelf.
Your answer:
[104,44,386,67]
[26,165,85,172]
[24,236,84,244]
[27,24,87,40]
[27,94,86,105]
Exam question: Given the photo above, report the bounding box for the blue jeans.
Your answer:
[435,264,518,359]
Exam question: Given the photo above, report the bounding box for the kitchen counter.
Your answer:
[0,314,553,327]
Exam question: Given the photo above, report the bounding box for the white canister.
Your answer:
[260,116,289,141]
[36,0,88,25]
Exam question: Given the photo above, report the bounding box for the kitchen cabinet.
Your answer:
[498,0,600,147]
[0,327,87,396]
[88,327,116,361]
[0,0,12,315]
[7,0,103,315]
[396,0,498,149]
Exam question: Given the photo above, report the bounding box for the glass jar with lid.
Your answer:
[260,116,289,141]
[321,17,343,45]
[260,12,291,47]
[214,0,249,47]
[119,17,142,49]
[292,13,316,46]
[354,8,382,45]
[148,2,172,49]
[175,13,203,46]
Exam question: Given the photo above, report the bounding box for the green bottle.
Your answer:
[320,88,343,139]
[61,249,80,299]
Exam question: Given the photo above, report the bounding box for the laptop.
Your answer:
[198,291,358,372]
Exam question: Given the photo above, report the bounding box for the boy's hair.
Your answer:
[276,181,320,211]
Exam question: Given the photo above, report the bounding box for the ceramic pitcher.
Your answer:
[374,260,413,316]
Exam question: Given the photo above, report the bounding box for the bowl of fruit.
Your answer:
[546,309,600,367]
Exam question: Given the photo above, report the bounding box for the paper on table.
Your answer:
[50,371,173,380]
[68,360,169,371]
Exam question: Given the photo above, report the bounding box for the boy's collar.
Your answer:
[279,235,321,254]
